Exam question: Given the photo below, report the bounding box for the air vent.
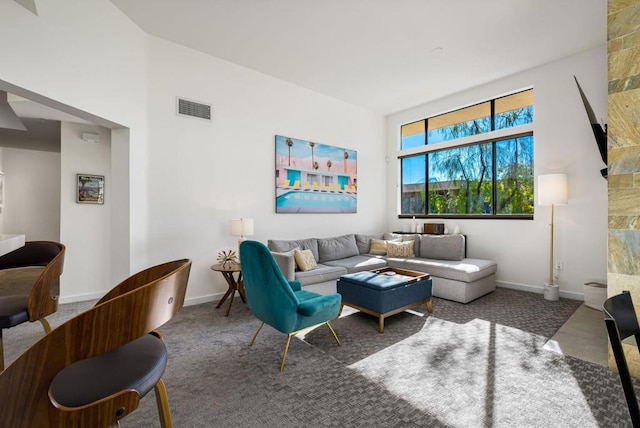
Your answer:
[176,97,211,121]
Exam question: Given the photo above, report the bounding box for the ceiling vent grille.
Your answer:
[176,97,211,121]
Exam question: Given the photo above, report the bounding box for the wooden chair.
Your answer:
[604,291,640,427]
[0,241,65,370]
[0,259,191,427]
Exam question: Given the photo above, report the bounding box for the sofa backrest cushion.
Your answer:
[317,234,360,263]
[419,234,466,261]
[355,233,385,254]
[268,238,319,262]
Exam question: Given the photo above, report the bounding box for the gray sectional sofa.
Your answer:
[267,233,497,304]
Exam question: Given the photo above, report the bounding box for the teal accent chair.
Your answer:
[239,240,342,371]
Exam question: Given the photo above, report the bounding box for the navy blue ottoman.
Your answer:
[337,267,432,333]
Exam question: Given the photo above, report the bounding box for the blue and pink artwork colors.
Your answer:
[275,135,357,213]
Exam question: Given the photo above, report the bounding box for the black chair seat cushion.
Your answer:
[0,295,28,329]
[50,334,168,407]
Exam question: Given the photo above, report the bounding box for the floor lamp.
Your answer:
[538,173,568,301]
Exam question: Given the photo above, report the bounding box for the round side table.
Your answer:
[211,263,245,316]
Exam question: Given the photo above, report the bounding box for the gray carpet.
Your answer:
[2,288,636,427]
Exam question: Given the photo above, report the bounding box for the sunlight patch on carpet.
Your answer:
[348,317,599,427]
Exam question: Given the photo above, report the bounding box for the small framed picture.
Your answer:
[77,174,105,204]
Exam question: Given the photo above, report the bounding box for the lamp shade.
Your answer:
[229,218,254,237]
[538,173,568,206]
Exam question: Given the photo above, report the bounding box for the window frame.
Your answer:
[398,89,534,220]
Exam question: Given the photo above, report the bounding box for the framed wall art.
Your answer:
[77,174,105,204]
[275,135,357,213]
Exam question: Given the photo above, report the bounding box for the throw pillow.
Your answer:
[294,249,318,271]
[369,239,388,255]
[386,241,415,258]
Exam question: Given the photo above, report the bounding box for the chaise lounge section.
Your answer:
[268,233,497,304]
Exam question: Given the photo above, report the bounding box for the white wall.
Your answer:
[386,46,608,299]
[146,37,387,303]
[0,0,386,304]
[1,147,60,240]
[0,0,149,286]
[60,122,112,300]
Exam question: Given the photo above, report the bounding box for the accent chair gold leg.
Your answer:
[338,304,344,316]
[154,378,173,428]
[325,322,341,346]
[39,317,52,334]
[280,333,293,372]
[249,322,264,346]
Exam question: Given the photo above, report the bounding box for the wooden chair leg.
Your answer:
[39,317,52,334]
[249,322,264,346]
[154,379,173,428]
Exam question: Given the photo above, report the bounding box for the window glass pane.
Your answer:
[427,102,491,144]
[495,135,534,214]
[495,89,534,129]
[401,120,425,150]
[427,144,493,214]
[401,155,426,214]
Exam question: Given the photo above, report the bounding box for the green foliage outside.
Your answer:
[403,106,534,216]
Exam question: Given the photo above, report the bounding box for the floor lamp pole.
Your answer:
[549,203,555,285]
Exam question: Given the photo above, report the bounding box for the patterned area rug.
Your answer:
[2,288,635,427]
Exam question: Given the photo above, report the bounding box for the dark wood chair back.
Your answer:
[0,241,65,370]
[0,258,191,427]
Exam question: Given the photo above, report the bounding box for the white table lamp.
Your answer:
[229,218,254,259]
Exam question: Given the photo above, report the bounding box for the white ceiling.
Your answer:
[109,0,607,115]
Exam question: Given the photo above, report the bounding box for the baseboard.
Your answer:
[59,291,104,305]
[496,281,584,301]
[60,291,224,306]
[184,294,219,306]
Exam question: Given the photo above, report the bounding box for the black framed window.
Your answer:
[399,89,534,219]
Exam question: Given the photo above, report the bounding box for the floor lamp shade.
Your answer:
[538,173,568,206]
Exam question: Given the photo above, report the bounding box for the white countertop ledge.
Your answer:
[0,234,26,257]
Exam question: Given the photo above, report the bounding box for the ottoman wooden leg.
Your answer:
[426,298,433,313]
[379,315,385,334]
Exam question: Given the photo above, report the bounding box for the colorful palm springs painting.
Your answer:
[275,135,357,213]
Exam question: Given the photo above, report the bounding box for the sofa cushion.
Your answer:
[385,257,497,283]
[317,234,359,263]
[324,255,387,273]
[419,234,465,261]
[386,241,415,258]
[271,248,297,280]
[355,233,385,254]
[294,264,346,286]
[294,249,318,271]
[268,238,319,262]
